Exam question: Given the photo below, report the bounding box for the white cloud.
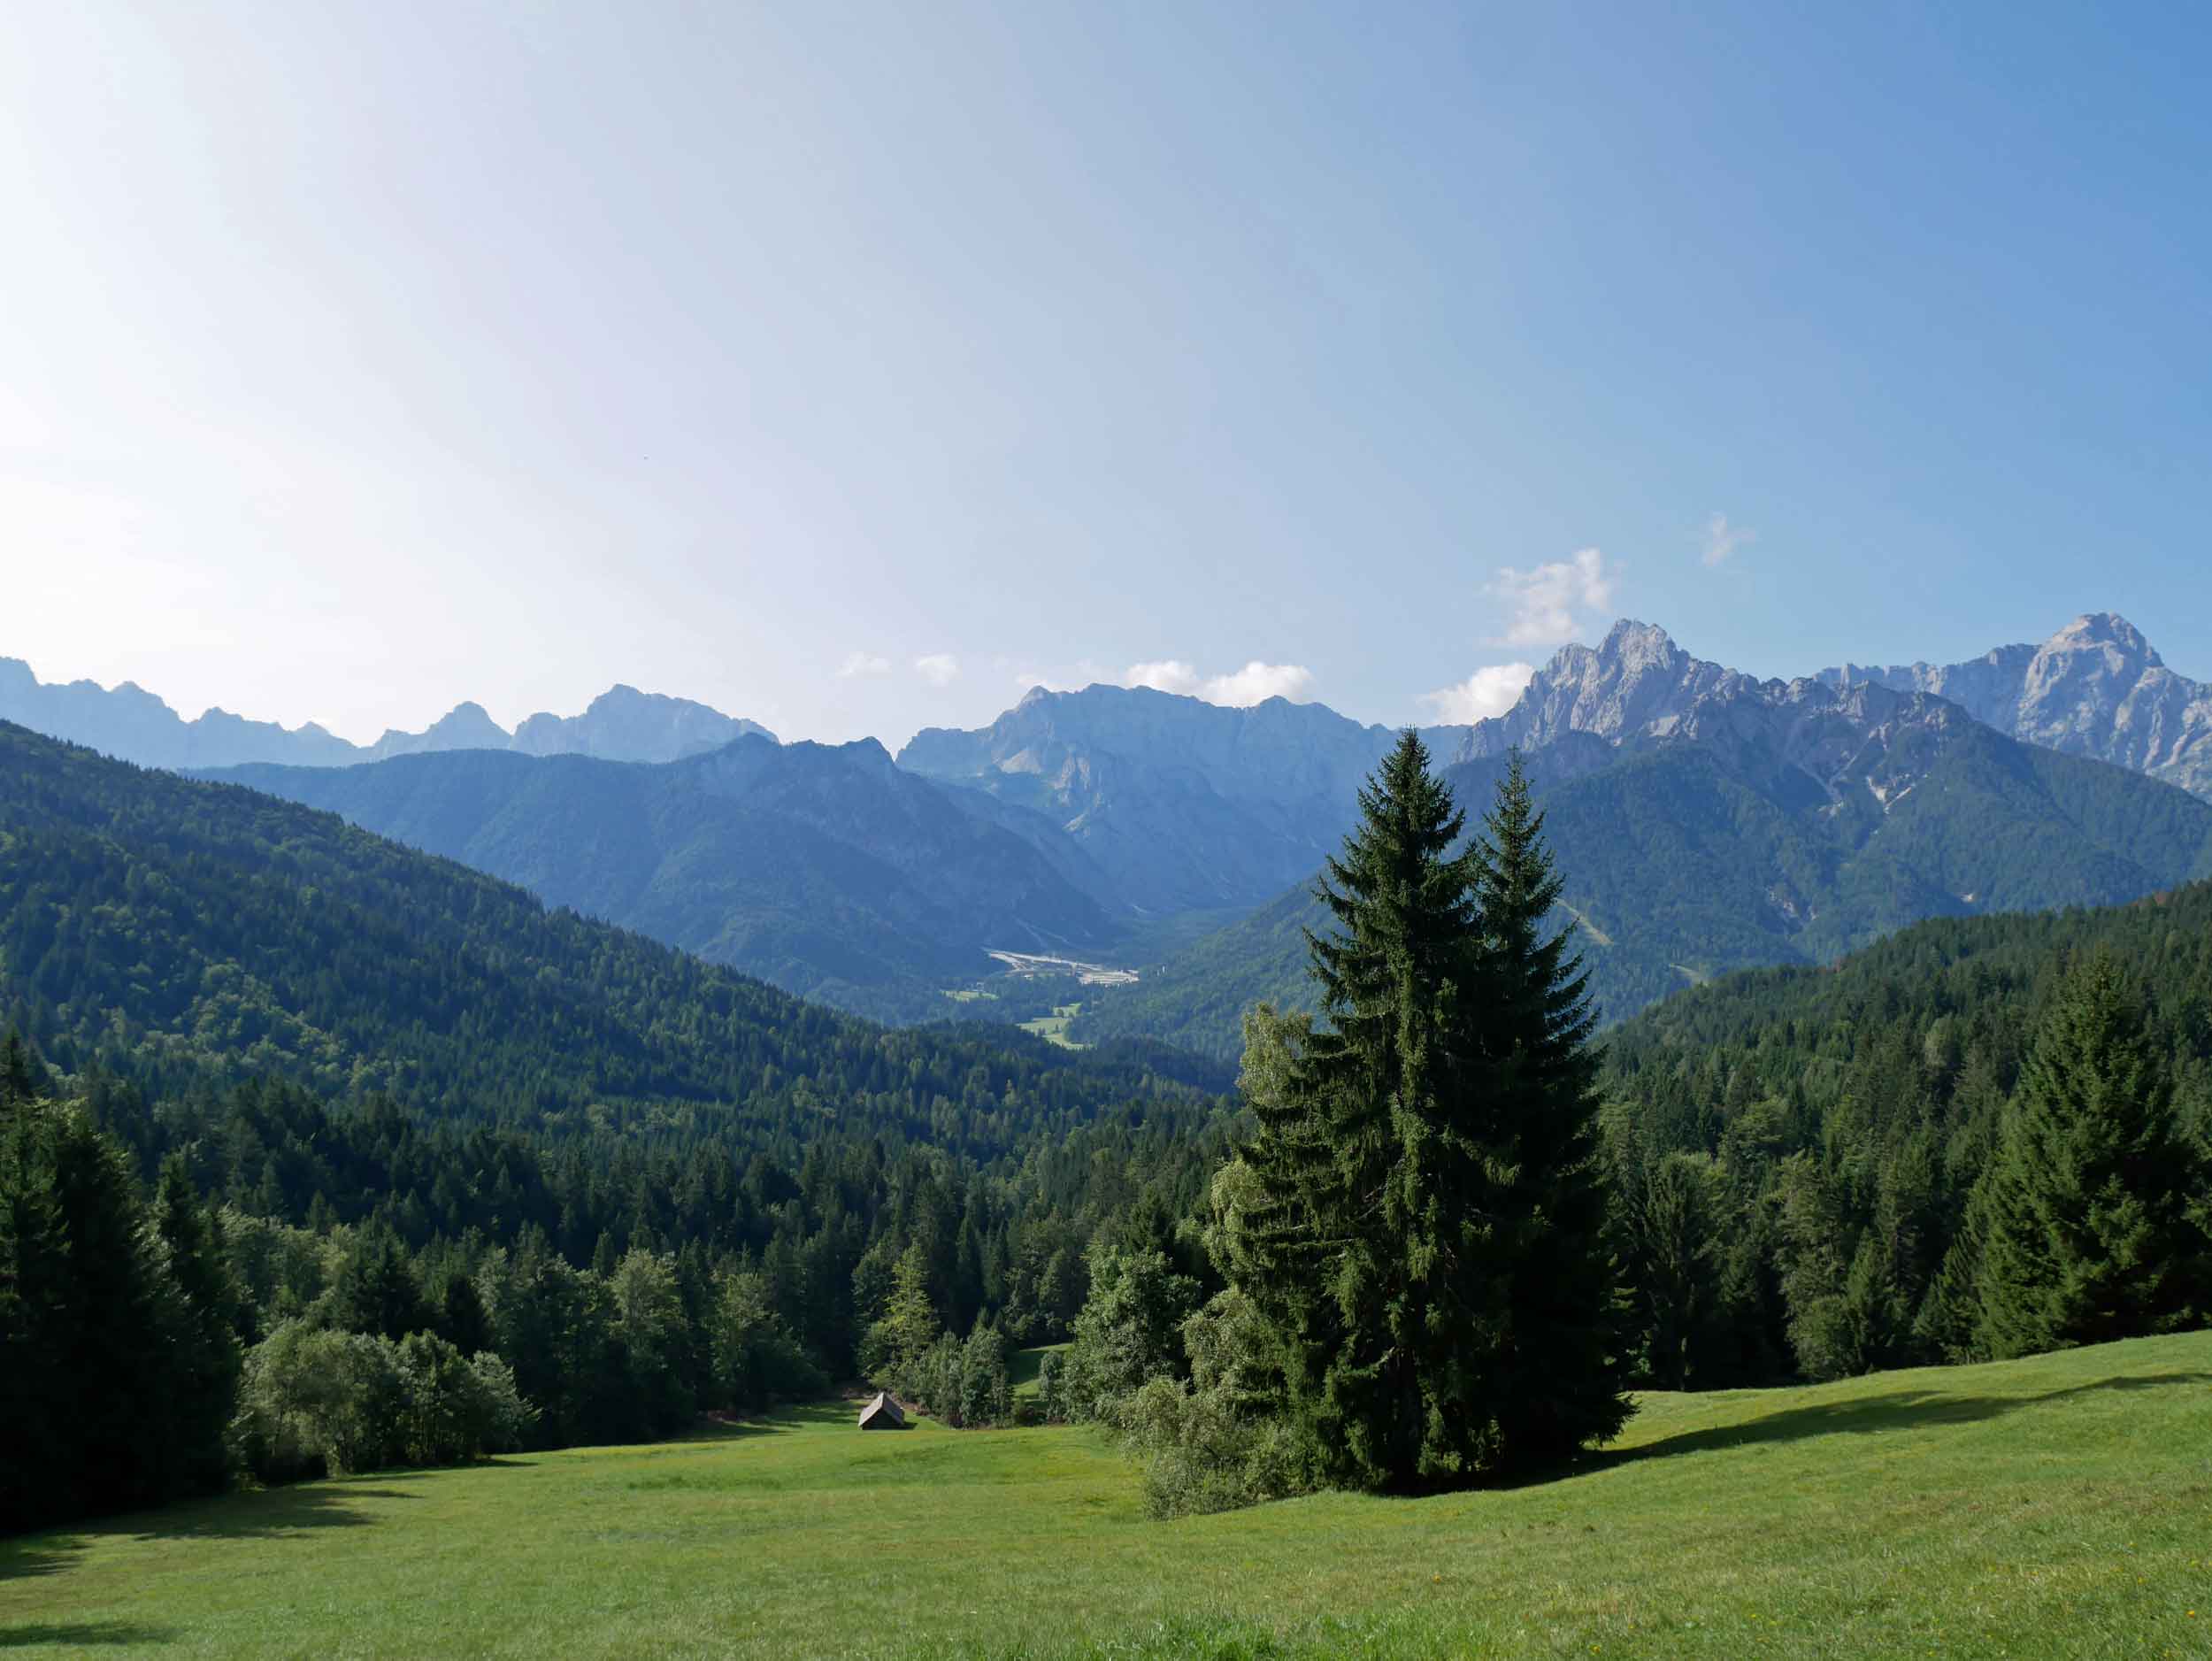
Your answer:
[1485,547,1614,647]
[1207,661,1315,704]
[836,651,891,678]
[912,652,961,688]
[1702,512,1754,568]
[1124,659,1203,696]
[1419,662,1536,724]
[1123,659,1314,705]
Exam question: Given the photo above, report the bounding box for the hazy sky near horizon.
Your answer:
[6,3,2210,748]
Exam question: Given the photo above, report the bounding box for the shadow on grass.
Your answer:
[121,1481,424,1546]
[0,1541,82,1584]
[1606,1371,2212,1468]
[742,1399,877,1434]
[0,1412,833,1584]
[0,1622,179,1649]
[686,1415,800,1442]
[0,1478,429,1583]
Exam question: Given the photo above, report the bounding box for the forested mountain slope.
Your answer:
[1604,880,2212,1080]
[206,735,1119,1017]
[1071,688,2212,1059]
[0,721,1220,1132]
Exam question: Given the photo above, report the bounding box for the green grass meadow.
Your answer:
[1010,1342,1067,1402]
[5,1334,2209,1659]
[1018,1004,1087,1049]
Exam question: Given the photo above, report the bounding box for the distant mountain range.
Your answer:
[0,660,775,770]
[10,611,2209,1061]
[210,734,1114,1018]
[900,684,1465,911]
[1069,619,2212,1057]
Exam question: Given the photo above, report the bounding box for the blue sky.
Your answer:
[5,2,2208,745]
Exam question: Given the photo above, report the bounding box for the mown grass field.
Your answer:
[5,1334,2209,1659]
[1018,1004,1087,1050]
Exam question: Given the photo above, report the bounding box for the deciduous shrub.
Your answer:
[231,1320,534,1480]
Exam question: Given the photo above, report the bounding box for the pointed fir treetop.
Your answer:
[1305,728,1480,1047]
[1474,749,1598,1080]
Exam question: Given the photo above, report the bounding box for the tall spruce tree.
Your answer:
[1968,950,2208,1358]
[0,1086,203,1530]
[1236,737,1624,1490]
[1464,753,1629,1465]
[150,1155,245,1498]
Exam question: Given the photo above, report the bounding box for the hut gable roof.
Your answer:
[857,1390,907,1429]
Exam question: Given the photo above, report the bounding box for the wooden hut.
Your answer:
[857,1390,908,1430]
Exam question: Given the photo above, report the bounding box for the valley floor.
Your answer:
[4,1335,2209,1659]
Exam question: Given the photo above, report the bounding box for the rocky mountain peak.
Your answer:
[429,702,510,742]
[1455,619,1752,759]
[2036,612,2161,672]
[2049,611,2154,656]
[511,684,776,761]
[1595,617,1687,674]
[1816,615,2210,801]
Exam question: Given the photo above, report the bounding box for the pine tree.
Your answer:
[150,1155,244,1497]
[330,1222,432,1340]
[435,1268,494,1356]
[0,1032,38,1108]
[2,1096,179,1528]
[1463,752,1630,1465]
[878,1241,941,1385]
[1970,951,2209,1358]
[1234,730,1479,1486]
[1235,736,1624,1489]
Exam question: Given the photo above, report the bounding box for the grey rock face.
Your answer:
[1819,614,2212,800]
[365,700,513,759]
[1444,619,1904,766]
[1449,619,1761,759]
[899,684,1414,912]
[509,685,775,763]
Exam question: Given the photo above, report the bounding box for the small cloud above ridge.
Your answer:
[1419,662,1536,724]
[1485,548,1615,647]
[1702,512,1754,568]
[1124,659,1315,705]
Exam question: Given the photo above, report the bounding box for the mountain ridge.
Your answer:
[1067,621,2212,1058]
[204,732,1119,1018]
[1819,612,2212,801]
[898,682,1470,911]
[0,661,777,771]
[0,717,1220,1127]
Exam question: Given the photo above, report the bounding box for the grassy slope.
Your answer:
[7,1336,2210,1659]
[1010,1343,1068,1401]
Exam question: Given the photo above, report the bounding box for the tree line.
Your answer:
[0,1025,1225,1534]
[1600,885,2212,1388]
